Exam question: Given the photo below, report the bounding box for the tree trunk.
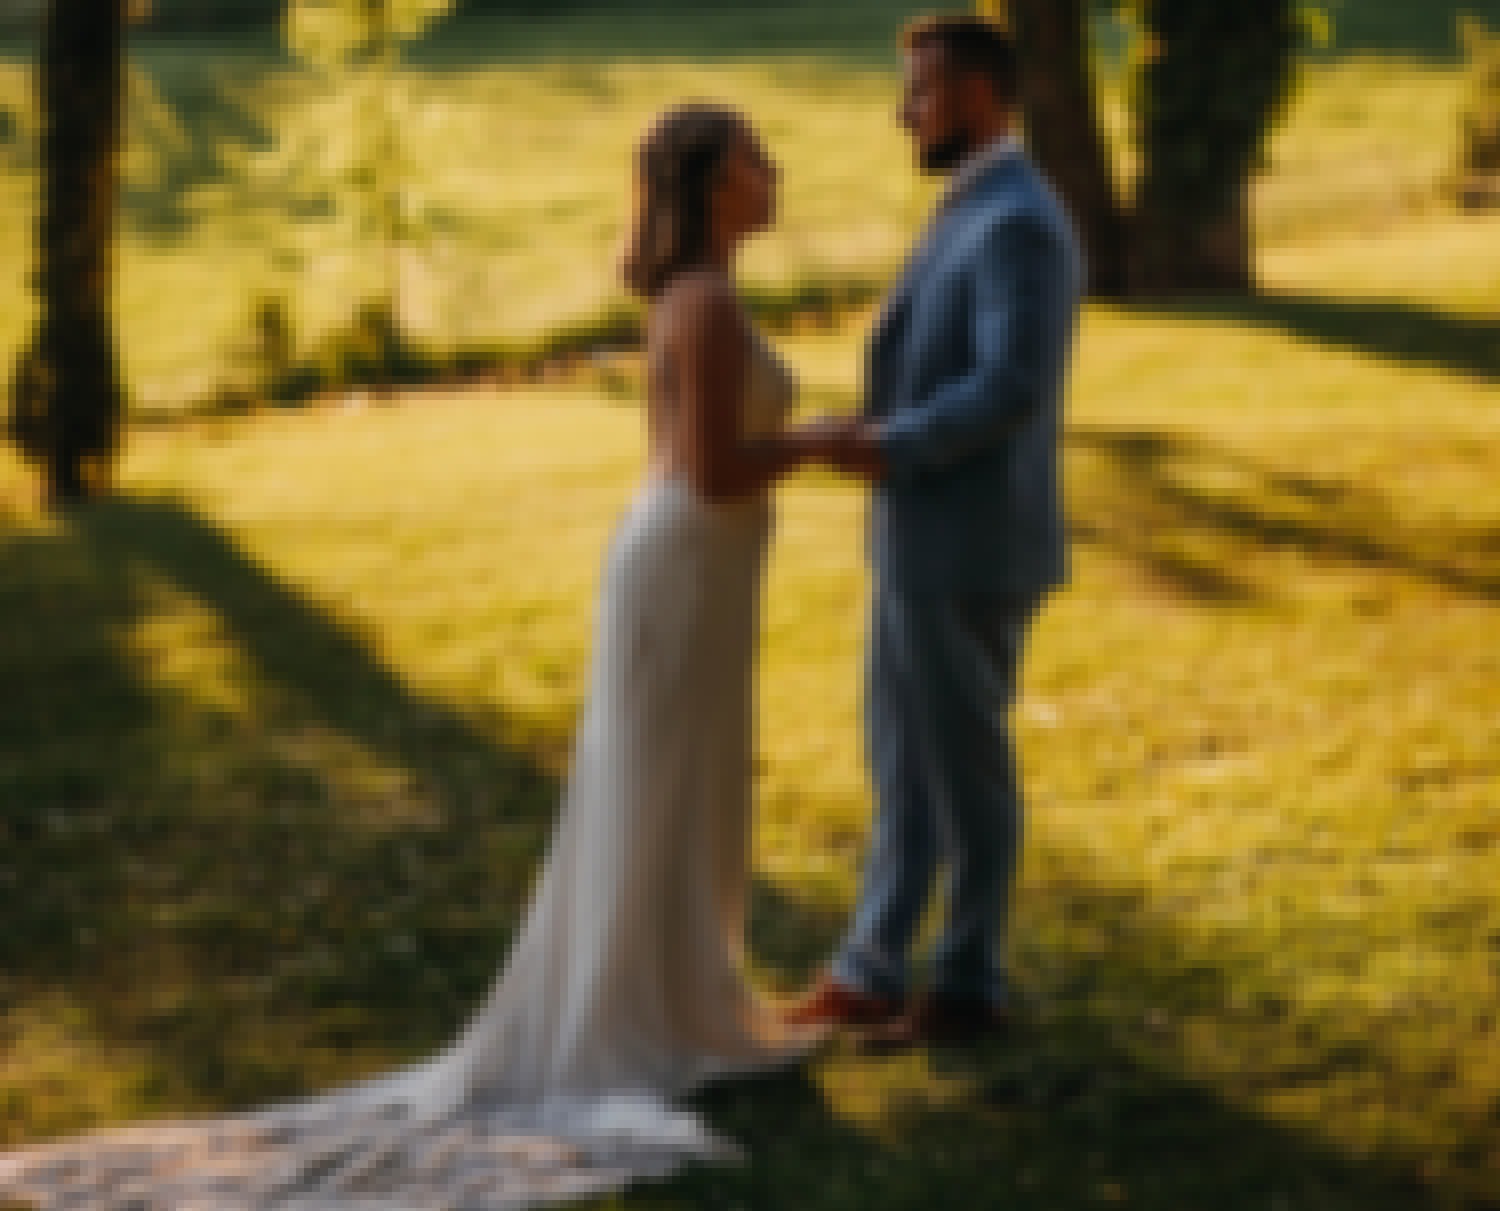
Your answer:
[1132,187,1254,295]
[1128,0,1299,295]
[1008,0,1130,298]
[8,0,130,506]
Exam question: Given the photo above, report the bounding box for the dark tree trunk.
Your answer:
[1132,188,1254,295]
[1009,0,1129,298]
[8,0,130,507]
[1129,0,1299,295]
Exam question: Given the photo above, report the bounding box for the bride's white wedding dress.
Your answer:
[0,322,826,1209]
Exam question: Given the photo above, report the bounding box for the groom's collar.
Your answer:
[868,132,1024,347]
[935,131,1024,214]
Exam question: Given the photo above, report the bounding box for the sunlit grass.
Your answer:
[0,0,1497,416]
[1,0,1497,1203]
[2,200,1498,1207]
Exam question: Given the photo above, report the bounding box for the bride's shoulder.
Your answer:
[655,271,748,341]
[658,268,740,312]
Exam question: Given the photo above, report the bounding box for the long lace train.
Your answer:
[1,464,825,1210]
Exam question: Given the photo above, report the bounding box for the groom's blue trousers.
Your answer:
[832,584,1041,1009]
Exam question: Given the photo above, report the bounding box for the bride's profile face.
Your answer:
[714,125,778,244]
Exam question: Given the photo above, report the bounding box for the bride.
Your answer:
[0,103,844,1210]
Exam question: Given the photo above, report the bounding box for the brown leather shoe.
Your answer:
[779,973,903,1030]
[857,995,1015,1054]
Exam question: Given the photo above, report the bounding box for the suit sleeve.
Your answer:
[873,213,1057,480]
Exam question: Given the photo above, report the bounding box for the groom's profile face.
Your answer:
[899,42,971,175]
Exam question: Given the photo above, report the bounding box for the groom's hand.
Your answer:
[819,416,888,481]
[787,414,887,480]
[783,413,850,464]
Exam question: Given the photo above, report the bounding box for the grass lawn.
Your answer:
[2,0,1499,1205]
[0,0,1497,413]
[2,195,1498,1207]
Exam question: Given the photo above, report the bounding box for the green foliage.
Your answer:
[276,0,457,380]
[1126,0,1308,288]
[0,0,1488,414]
[285,0,455,67]
[1132,0,1303,211]
[134,0,284,31]
[1454,15,1500,206]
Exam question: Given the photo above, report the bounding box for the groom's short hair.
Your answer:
[901,15,1020,103]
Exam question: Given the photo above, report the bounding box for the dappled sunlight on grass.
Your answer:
[2,1,1499,1203]
[7,238,1497,1199]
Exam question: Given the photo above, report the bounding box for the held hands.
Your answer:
[785,412,887,480]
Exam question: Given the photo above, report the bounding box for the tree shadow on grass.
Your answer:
[2,493,1496,1210]
[1067,425,1500,605]
[1,493,564,1127]
[607,872,1498,1211]
[1129,291,1499,385]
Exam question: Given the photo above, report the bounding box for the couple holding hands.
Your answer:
[0,14,1082,1210]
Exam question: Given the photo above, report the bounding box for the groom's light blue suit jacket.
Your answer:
[863,147,1084,596]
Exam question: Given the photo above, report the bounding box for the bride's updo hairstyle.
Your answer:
[621,102,746,300]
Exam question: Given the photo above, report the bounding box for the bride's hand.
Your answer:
[787,413,888,480]
[784,413,859,464]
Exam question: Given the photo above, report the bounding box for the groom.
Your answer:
[787,15,1083,1048]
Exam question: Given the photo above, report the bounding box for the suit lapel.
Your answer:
[868,153,1028,359]
[862,222,947,420]
[870,205,955,349]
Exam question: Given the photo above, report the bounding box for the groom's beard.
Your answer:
[920,128,975,176]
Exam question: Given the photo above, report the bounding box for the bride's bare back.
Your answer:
[645,269,801,502]
[0,101,834,1211]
